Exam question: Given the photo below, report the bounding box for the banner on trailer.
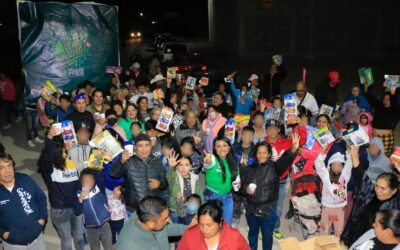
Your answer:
[17,1,119,102]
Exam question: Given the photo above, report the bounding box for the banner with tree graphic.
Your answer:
[18,1,119,101]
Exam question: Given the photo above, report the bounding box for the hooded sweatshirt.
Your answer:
[357,112,373,139]
[366,138,392,182]
[315,152,353,208]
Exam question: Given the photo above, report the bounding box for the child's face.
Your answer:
[161,146,172,157]
[360,116,368,125]
[152,111,161,121]
[113,186,122,198]
[146,129,157,138]
[131,125,142,137]
[176,158,192,177]
[241,131,254,145]
[60,99,70,110]
[272,99,282,109]
[330,162,344,175]
[180,143,193,157]
[82,175,95,190]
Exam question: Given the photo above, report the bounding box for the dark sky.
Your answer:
[0,0,208,75]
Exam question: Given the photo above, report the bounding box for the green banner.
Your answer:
[18,1,119,101]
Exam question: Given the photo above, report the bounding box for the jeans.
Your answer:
[274,181,286,230]
[2,100,19,124]
[50,207,85,250]
[246,207,277,250]
[2,233,45,250]
[86,222,112,250]
[204,189,233,225]
[23,110,39,140]
[109,219,124,244]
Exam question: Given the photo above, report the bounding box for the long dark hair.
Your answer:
[253,142,272,164]
[124,103,142,122]
[212,137,238,183]
[377,209,400,237]
[52,136,67,171]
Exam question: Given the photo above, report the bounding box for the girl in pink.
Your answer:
[107,185,126,249]
[202,105,227,151]
[357,112,373,139]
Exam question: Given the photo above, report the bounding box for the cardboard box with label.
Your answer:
[278,236,344,250]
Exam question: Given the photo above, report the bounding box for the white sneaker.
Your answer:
[35,137,44,143]
[15,116,22,123]
[28,140,36,147]
[3,124,11,130]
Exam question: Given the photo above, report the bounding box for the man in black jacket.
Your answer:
[109,134,168,213]
[65,93,95,135]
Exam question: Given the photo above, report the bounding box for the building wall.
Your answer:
[210,0,400,58]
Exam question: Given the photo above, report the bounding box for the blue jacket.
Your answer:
[230,81,253,115]
[77,185,111,228]
[0,173,47,245]
[38,139,81,209]
[45,102,74,122]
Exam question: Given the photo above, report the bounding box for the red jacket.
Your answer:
[177,222,250,250]
[265,126,307,181]
[0,78,16,101]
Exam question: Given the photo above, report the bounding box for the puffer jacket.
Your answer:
[241,150,295,217]
[109,155,168,212]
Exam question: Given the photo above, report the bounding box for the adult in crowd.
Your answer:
[202,105,227,152]
[0,153,47,250]
[212,92,233,118]
[93,109,127,140]
[293,81,319,117]
[178,200,250,250]
[109,134,168,213]
[175,110,205,145]
[315,71,340,108]
[0,72,20,130]
[117,196,188,249]
[129,82,155,109]
[118,103,143,140]
[217,83,232,105]
[344,85,372,113]
[262,55,286,100]
[65,93,95,136]
[350,209,400,250]
[38,126,84,250]
[203,137,238,225]
[129,62,150,87]
[241,133,300,250]
[137,96,151,121]
[252,111,267,144]
[86,89,110,115]
[364,84,400,156]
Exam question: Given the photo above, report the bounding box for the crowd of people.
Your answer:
[0,55,399,250]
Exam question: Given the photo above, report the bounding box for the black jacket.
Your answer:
[65,110,95,135]
[109,155,168,212]
[241,150,295,217]
[315,81,338,108]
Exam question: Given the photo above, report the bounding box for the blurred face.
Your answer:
[215,140,230,159]
[352,87,360,97]
[122,88,129,97]
[316,116,329,129]
[372,214,396,243]
[180,143,193,157]
[76,129,90,144]
[383,95,391,108]
[179,104,188,115]
[136,140,151,159]
[176,158,192,178]
[0,159,14,185]
[93,91,104,105]
[146,209,170,231]
[138,85,146,94]
[85,85,93,96]
[110,87,117,97]
[112,185,122,199]
[295,83,306,98]
[75,99,86,113]
[139,98,148,111]
[266,126,280,140]
[60,99,70,111]
[131,124,142,137]
[218,84,225,92]
[116,91,125,102]
[241,130,254,145]
[360,116,368,125]
[81,174,95,190]
[213,94,223,106]
[299,115,309,126]
[126,106,138,120]
[272,99,282,109]
[330,162,344,175]
[253,115,264,128]
[152,110,161,121]
[186,113,196,128]
[199,214,221,239]
[146,129,157,138]
[161,146,172,157]
[374,178,397,201]
[256,145,271,164]
[368,144,380,156]
[113,105,123,116]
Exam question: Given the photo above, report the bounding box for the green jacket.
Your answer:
[117,214,187,250]
[167,170,203,216]
[118,116,144,140]
[204,155,234,196]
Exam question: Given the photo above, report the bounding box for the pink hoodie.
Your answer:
[357,112,373,139]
